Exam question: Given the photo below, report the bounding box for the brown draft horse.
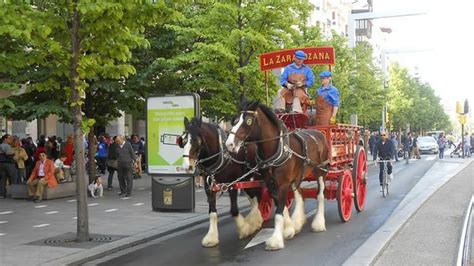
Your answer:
[179,117,263,247]
[225,98,330,250]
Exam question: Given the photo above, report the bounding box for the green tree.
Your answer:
[0,0,176,241]
[135,0,314,121]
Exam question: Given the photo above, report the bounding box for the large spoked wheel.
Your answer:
[337,170,354,222]
[258,187,274,222]
[352,146,367,212]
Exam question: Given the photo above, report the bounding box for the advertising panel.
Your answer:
[146,94,199,175]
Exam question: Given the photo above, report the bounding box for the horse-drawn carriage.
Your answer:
[179,47,367,250]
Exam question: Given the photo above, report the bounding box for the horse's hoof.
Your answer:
[265,236,284,250]
[202,239,219,247]
[311,222,326,232]
[284,226,295,240]
[202,235,219,247]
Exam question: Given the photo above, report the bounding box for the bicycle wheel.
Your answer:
[382,165,389,198]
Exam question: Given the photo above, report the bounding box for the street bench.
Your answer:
[10,181,77,200]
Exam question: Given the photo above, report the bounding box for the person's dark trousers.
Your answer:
[0,163,17,197]
[107,166,116,188]
[117,164,133,195]
[439,148,444,159]
[372,147,377,161]
[96,157,107,174]
[378,162,392,185]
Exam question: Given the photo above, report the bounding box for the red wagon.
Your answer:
[213,46,367,222]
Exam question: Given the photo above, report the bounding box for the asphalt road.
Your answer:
[93,156,438,266]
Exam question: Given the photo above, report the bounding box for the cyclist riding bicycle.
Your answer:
[374,131,395,191]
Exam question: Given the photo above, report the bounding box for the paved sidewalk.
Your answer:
[345,158,473,265]
[0,174,251,266]
[374,160,473,265]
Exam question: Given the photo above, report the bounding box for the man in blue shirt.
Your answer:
[274,50,315,113]
[315,70,339,125]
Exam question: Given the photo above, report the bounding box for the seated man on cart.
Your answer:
[315,70,339,125]
[274,50,315,113]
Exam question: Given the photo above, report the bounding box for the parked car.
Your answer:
[418,136,439,154]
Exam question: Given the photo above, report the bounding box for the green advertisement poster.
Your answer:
[146,95,198,174]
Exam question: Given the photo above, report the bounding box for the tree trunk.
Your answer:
[70,0,89,242]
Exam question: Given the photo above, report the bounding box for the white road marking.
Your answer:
[0,211,13,215]
[425,156,436,161]
[245,228,274,249]
[137,187,145,190]
[121,197,130,200]
[72,217,77,220]
[45,211,58,215]
[88,203,99,207]
[66,199,77,203]
[33,224,50,228]
[0,233,5,236]
[0,221,8,224]
[105,209,118,213]
[132,203,144,206]
[34,205,47,209]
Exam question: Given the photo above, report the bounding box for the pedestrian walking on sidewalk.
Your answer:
[106,135,118,190]
[464,132,471,157]
[437,133,447,159]
[115,135,136,197]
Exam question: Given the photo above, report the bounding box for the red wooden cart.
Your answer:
[213,47,367,222]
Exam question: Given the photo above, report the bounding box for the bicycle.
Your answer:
[377,159,392,198]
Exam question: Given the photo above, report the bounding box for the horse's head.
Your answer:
[179,117,203,173]
[226,97,260,153]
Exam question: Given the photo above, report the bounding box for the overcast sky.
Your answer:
[373,0,474,118]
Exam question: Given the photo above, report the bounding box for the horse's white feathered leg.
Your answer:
[312,176,326,232]
[291,190,306,233]
[265,214,285,250]
[244,197,263,233]
[234,213,253,239]
[283,206,295,239]
[202,212,219,247]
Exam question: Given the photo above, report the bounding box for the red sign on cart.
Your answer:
[259,47,335,71]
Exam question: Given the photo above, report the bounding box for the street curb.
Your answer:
[42,203,251,266]
[343,159,473,266]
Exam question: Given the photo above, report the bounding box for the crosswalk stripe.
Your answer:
[45,211,59,215]
[66,199,77,203]
[0,211,13,215]
[132,203,144,206]
[0,221,8,224]
[105,209,118,212]
[34,205,47,209]
[88,203,99,207]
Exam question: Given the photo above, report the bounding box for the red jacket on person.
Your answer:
[28,159,58,188]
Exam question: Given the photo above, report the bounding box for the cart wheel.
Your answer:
[337,170,354,222]
[352,146,367,212]
[286,189,294,209]
[258,187,274,222]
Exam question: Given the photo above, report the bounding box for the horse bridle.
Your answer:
[228,110,259,146]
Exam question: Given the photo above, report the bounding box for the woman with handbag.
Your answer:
[106,136,119,190]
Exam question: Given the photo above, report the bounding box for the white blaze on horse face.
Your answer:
[182,133,193,173]
[226,114,244,153]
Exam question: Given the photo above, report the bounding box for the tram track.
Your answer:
[457,196,474,266]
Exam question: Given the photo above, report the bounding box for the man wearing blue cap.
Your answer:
[274,50,315,113]
[315,70,339,125]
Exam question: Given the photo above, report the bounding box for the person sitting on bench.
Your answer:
[26,152,57,203]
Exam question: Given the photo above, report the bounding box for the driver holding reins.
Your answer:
[275,50,315,113]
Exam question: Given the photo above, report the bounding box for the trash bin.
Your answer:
[152,175,195,211]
